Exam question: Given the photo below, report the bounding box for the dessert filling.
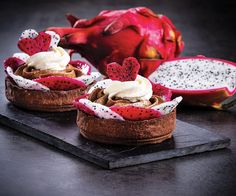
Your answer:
[26,46,70,71]
[88,75,163,107]
[15,64,83,79]
[14,47,83,79]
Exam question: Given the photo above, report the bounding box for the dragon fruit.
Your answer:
[151,97,183,115]
[106,57,140,81]
[12,53,30,62]
[4,57,25,71]
[76,72,101,85]
[74,98,124,120]
[88,79,112,94]
[17,29,61,56]
[5,63,98,91]
[48,7,184,76]
[75,55,182,121]
[147,56,236,109]
[73,94,96,116]
[69,60,91,75]
[34,76,87,91]
[20,29,38,39]
[6,67,49,91]
[74,96,182,121]
[18,32,51,55]
[19,29,60,51]
[151,83,172,101]
[4,29,100,92]
[110,106,161,120]
[44,31,60,48]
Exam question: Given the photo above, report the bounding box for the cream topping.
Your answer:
[26,47,70,71]
[103,75,153,102]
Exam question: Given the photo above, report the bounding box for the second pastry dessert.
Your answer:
[74,57,182,145]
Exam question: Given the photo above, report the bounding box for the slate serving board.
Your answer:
[0,86,230,169]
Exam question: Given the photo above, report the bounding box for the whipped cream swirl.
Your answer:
[26,47,70,71]
[104,75,153,102]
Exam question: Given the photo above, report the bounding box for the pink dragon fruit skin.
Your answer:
[48,7,184,76]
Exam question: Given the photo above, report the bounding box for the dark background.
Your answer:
[0,0,236,196]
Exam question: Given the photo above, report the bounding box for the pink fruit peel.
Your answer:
[48,7,184,76]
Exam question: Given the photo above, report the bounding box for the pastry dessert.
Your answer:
[4,29,100,112]
[74,57,182,145]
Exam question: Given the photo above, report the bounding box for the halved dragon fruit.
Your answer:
[147,56,236,109]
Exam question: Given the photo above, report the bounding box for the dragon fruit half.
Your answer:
[48,7,184,76]
[146,56,236,109]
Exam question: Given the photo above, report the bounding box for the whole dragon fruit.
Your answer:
[48,7,184,76]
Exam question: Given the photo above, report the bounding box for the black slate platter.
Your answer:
[0,86,230,169]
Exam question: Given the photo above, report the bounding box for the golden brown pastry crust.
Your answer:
[5,77,89,112]
[77,110,176,145]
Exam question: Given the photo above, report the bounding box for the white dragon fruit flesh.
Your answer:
[77,99,125,120]
[147,56,236,109]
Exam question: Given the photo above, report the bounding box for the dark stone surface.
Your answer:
[0,0,236,195]
[0,86,230,168]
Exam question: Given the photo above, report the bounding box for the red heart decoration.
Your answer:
[106,57,140,81]
[18,32,51,55]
